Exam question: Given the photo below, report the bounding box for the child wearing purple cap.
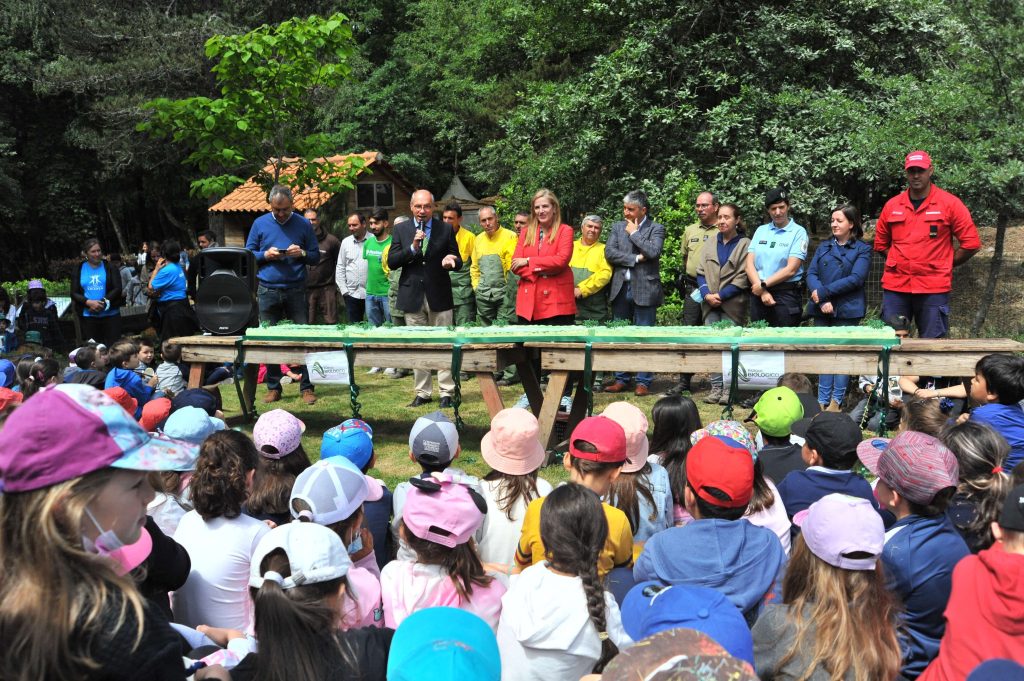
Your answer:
[16,279,64,348]
[245,409,312,526]
[861,431,970,679]
[381,472,506,630]
[752,494,901,681]
[0,384,198,680]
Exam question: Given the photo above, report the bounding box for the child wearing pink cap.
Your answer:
[752,494,901,681]
[476,408,553,571]
[603,402,673,551]
[245,409,312,526]
[381,472,506,630]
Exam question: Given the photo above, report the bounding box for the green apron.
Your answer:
[572,266,608,322]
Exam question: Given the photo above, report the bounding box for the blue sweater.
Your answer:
[970,402,1024,470]
[776,467,879,519]
[882,513,969,679]
[245,212,321,288]
[805,238,871,319]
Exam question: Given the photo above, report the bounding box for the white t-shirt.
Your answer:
[476,476,553,566]
[744,477,792,555]
[172,510,270,631]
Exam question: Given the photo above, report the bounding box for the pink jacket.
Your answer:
[380,560,506,630]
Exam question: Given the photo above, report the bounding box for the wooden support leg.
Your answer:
[476,372,505,419]
[243,363,258,417]
[520,358,544,414]
[188,362,204,389]
[565,372,589,444]
[537,370,570,454]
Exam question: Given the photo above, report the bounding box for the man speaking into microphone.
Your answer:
[387,188,462,408]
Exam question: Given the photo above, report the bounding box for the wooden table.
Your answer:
[168,335,542,420]
[525,338,1024,449]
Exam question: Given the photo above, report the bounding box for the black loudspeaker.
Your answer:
[195,247,258,335]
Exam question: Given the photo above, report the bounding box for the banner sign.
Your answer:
[305,351,351,385]
[722,351,785,390]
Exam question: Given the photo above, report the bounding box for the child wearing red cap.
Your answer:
[633,435,787,625]
[515,415,634,579]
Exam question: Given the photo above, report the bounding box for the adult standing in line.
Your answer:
[245,184,321,405]
[873,151,980,338]
[745,187,808,327]
[71,237,123,347]
[381,215,413,379]
[387,189,462,408]
[336,211,368,324]
[186,229,218,300]
[363,209,394,376]
[510,188,576,326]
[471,206,517,327]
[147,238,198,341]
[695,203,751,404]
[665,191,720,397]
[806,204,872,411]
[305,209,341,324]
[603,190,666,397]
[443,202,477,327]
[570,214,612,323]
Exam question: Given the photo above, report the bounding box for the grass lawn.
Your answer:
[221,371,760,490]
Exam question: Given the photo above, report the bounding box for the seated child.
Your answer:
[475,408,552,572]
[104,339,158,417]
[646,394,702,527]
[779,411,880,520]
[749,386,807,484]
[0,317,16,353]
[0,358,14,389]
[21,357,60,398]
[919,482,1024,681]
[966,354,1024,470]
[16,280,63,348]
[942,421,1012,553]
[752,494,901,680]
[498,484,633,679]
[247,409,312,526]
[633,434,787,625]
[381,472,506,629]
[64,345,107,389]
[849,315,912,432]
[322,418,394,571]
[603,402,673,552]
[516,416,633,579]
[156,342,186,396]
[858,430,969,679]
[136,337,156,379]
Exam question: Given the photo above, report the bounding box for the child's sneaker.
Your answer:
[383,367,397,376]
[367,367,381,374]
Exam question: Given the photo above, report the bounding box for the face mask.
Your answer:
[82,506,126,556]
[347,534,363,556]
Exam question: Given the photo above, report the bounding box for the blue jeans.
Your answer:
[258,284,313,392]
[881,290,949,338]
[812,315,861,405]
[365,294,391,327]
[612,281,657,387]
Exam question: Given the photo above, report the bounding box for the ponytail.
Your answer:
[21,358,59,398]
[606,463,658,534]
[942,420,1013,550]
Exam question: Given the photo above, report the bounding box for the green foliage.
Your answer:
[140,13,363,197]
[1,278,71,297]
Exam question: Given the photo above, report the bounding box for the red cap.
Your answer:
[139,397,172,432]
[0,387,22,411]
[103,387,138,417]
[685,436,754,509]
[569,416,628,464]
[904,151,932,170]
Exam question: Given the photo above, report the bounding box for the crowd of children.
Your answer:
[1,348,1024,681]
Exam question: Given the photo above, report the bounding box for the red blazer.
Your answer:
[513,223,576,321]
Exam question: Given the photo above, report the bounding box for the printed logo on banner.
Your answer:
[305,351,351,385]
[721,351,785,390]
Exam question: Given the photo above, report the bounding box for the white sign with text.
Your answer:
[721,351,786,390]
[305,351,351,385]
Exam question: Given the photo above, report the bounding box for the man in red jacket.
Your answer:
[873,151,980,338]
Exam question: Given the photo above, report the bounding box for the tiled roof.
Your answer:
[208,152,380,213]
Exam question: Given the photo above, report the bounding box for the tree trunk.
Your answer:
[158,200,193,247]
[971,213,1007,336]
[104,202,130,256]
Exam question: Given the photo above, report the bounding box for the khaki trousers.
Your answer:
[405,298,454,398]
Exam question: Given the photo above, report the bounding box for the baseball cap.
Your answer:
[290,458,384,525]
[171,388,218,416]
[748,387,803,437]
[409,411,459,466]
[480,408,546,476]
[568,415,628,464]
[249,521,352,590]
[0,386,22,410]
[798,412,863,460]
[999,483,1024,532]
[690,420,758,459]
[875,431,959,505]
[138,398,172,432]
[24,331,42,345]
[321,418,374,470]
[387,607,500,681]
[253,408,306,458]
[0,359,15,388]
[856,437,890,474]
[162,405,225,444]
[27,279,43,290]
[968,660,1024,681]
[402,472,485,548]
[103,387,138,416]
[685,435,754,509]
[602,402,650,473]
[905,150,932,170]
[602,628,758,681]
[0,384,199,493]
[621,582,754,663]
[793,494,884,571]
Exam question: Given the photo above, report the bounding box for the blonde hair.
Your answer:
[777,538,901,681]
[523,188,562,247]
[0,469,147,680]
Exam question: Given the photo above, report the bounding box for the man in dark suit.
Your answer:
[387,188,462,407]
[603,189,666,396]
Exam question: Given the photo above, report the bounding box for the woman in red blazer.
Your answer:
[511,188,576,324]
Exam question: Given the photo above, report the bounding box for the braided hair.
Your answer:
[540,483,618,673]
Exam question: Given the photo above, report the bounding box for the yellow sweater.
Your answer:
[569,239,612,297]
